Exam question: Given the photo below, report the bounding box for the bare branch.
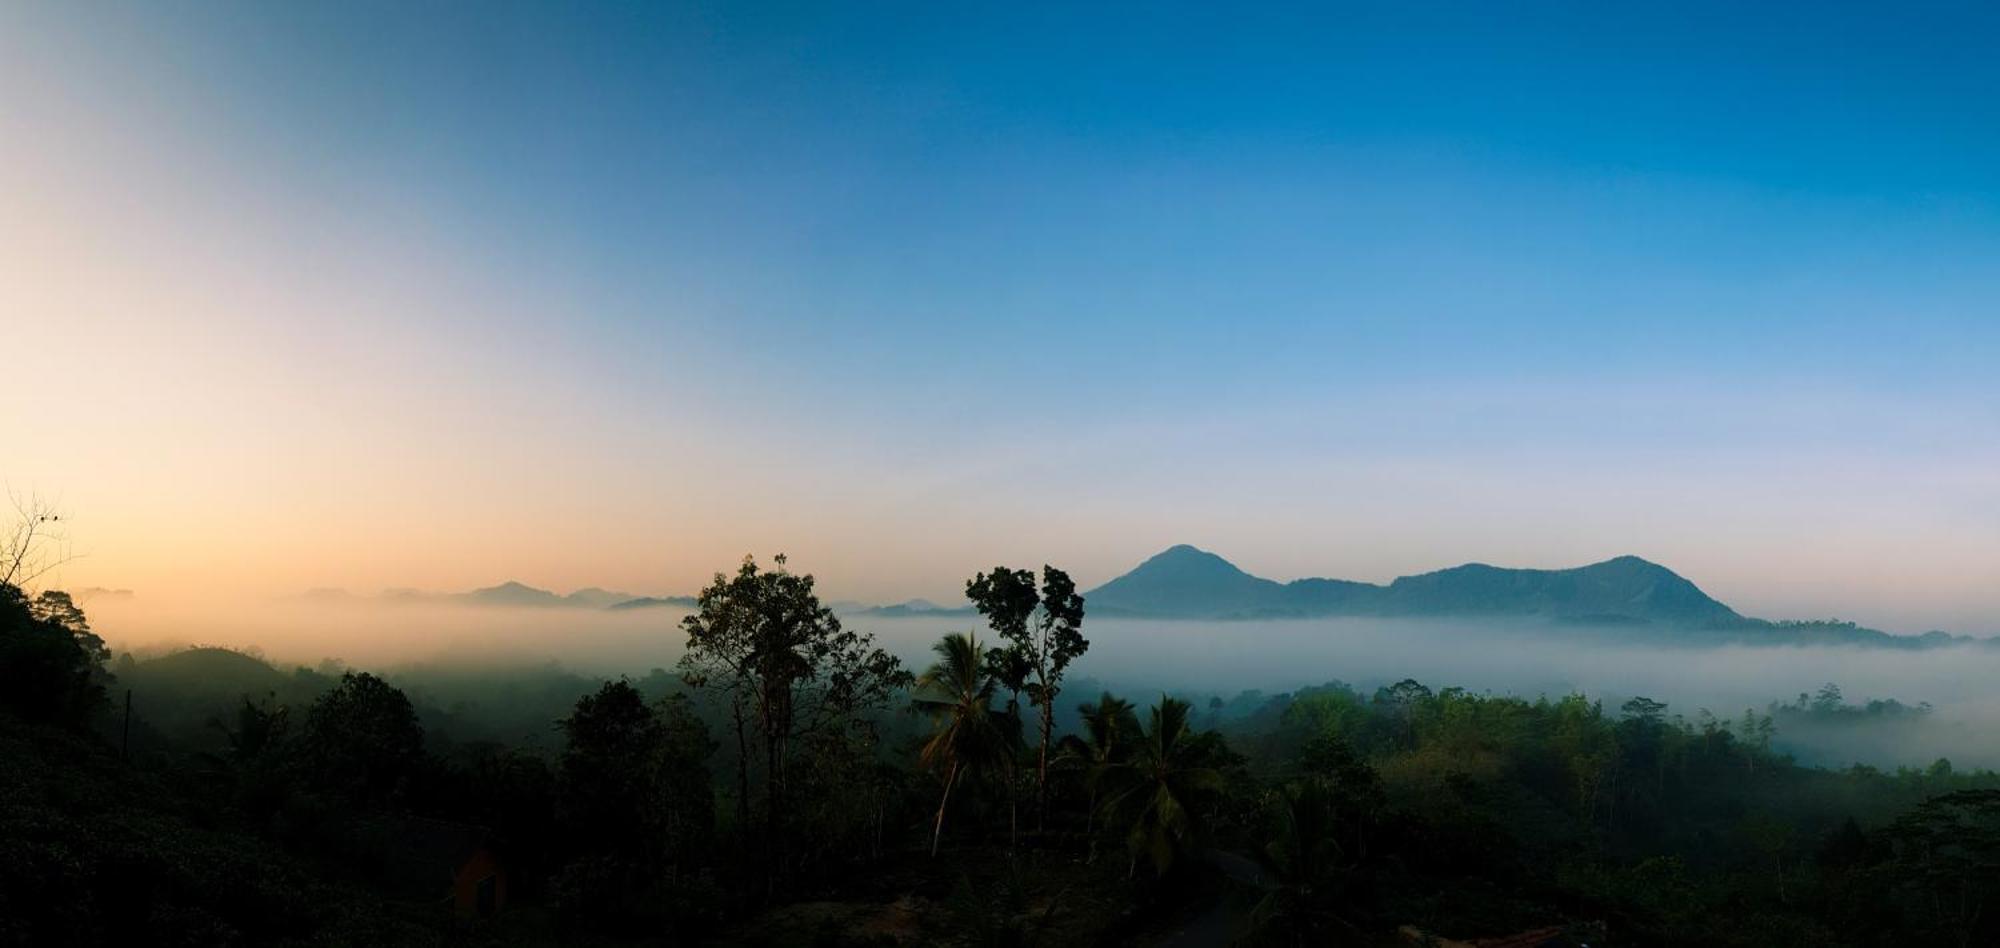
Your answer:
[1,490,75,591]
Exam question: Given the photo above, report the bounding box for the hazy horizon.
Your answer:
[43,538,2000,645]
[84,593,2000,771]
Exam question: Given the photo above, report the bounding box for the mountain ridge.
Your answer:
[294,582,662,610]
[1086,544,1741,624]
[1080,545,1972,647]
[285,547,1975,647]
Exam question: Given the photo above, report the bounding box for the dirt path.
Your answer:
[1156,850,1268,947]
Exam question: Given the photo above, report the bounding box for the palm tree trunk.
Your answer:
[1085,788,1098,863]
[931,761,961,858]
[1010,789,1019,853]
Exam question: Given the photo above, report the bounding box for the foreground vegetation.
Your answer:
[5,554,2000,947]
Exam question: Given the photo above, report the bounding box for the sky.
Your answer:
[3,2,1997,634]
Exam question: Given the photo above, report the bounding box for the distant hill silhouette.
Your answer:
[561,587,639,609]
[116,647,330,753]
[858,598,975,618]
[293,551,1968,647]
[459,582,652,609]
[607,595,698,611]
[461,581,570,608]
[130,646,292,691]
[1083,545,1962,646]
[299,583,666,610]
[74,586,136,602]
[1373,555,1741,624]
[1087,544,1736,624]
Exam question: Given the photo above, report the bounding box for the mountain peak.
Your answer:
[1139,544,1251,574]
[1087,545,1281,617]
[563,586,639,608]
[1591,554,1667,570]
[464,581,564,607]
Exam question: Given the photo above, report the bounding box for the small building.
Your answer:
[377,816,510,918]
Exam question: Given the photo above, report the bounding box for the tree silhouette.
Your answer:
[0,582,108,726]
[302,671,424,805]
[912,631,1018,857]
[1884,788,2000,947]
[1102,695,1225,878]
[1056,692,1139,859]
[559,681,713,872]
[967,564,1088,831]
[679,554,907,886]
[967,567,1037,710]
[1244,778,1365,945]
[1377,678,1432,749]
[214,693,290,764]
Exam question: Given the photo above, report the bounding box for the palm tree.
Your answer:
[1243,778,1362,945]
[984,642,1035,848]
[1101,695,1226,877]
[1056,692,1140,859]
[913,632,1018,857]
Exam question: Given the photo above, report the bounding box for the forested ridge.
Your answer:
[5,556,2000,947]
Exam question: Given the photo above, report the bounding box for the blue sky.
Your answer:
[5,2,1998,631]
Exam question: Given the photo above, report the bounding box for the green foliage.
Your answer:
[0,583,110,727]
[1029,569,1088,716]
[1101,696,1228,878]
[20,547,2000,946]
[215,694,291,764]
[678,554,909,887]
[1051,693,1139,861]
[0,717,434,947]
[557,681,714,873]
[912,632,1020,856]
[1242,776,1371,945]
[967,565,1090,829]
[111,647,330,757]
[966,568,1041,652]
[1880,788,2000,946]
[301,672,425,807]
[1064,694,1140,768]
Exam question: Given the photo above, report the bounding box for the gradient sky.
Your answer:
[4,2,1997,633]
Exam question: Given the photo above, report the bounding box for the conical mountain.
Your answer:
[1085,544,1286,617]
